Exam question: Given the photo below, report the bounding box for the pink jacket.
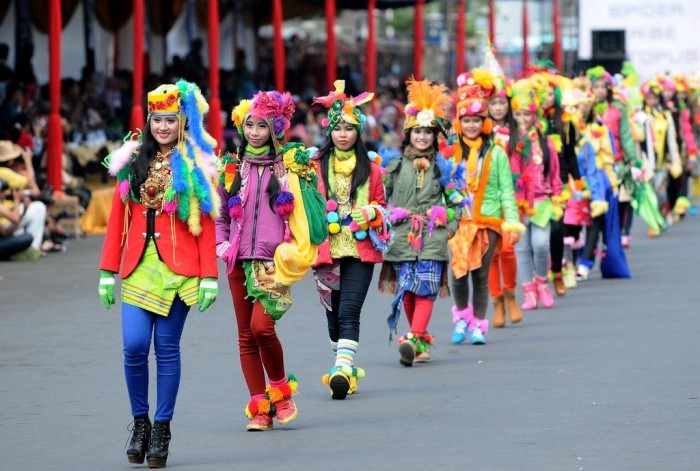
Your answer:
[314,161,386,265]
[511,133,562,209]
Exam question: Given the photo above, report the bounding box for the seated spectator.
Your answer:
[0,140,47,257]
[0,187,39,261]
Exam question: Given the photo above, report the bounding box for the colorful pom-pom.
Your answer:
[326,199,338,212]
[327,212,340,223]
[349,220,360,231]
[355,230,367,240]
[328,222,341,234]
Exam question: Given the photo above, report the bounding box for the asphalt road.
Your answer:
[1,214,698,470]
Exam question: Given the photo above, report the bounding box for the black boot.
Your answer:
[146,421,171,468]
[126,414,151,464]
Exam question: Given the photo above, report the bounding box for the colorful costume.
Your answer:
[99,80,219,467]
[311,80,391,399]
[217,91,324,430]
[377,77,458,366]
[510,75,563,310]
[448,68,525,345]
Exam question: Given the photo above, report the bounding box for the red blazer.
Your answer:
[100,183,218,279]
[314,160,386,265]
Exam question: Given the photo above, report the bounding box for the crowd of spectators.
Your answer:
[0,37,411,262]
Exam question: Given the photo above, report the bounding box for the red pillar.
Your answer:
[207,0,223,153]
[326,0,336,90]
[413,0,425,79]
[521,0,529,77]
[553,0,563,71]
[47,0,63,194]
[456,0,466,75]
[130,0,145,132]
[366,0,376,99]
[272,0,285,91]
[489,0,495,45]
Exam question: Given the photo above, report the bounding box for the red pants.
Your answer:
[402,292,434,335]
[228,263,285,397]
[488,241,517,297]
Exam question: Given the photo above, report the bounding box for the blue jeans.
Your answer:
[515,222,551,284]
[122,299,189,421]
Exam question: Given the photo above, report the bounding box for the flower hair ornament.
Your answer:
[402,77,452,135]
[231,90,295,153]
[313,80,374,135]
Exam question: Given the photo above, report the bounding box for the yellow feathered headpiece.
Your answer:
[403,77,451,134]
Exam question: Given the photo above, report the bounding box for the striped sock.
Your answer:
[330,340,338,357]
[334,339,358,369]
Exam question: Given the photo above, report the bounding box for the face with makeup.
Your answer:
[243,117,271,148]
[513,109,536,132]
[331,121,358,151]
[543,85,556,109]
[488,96,510,124]
[460,116,483,140]
[644,92,660,109]
[150,114,179,152]
[409,127,435,152]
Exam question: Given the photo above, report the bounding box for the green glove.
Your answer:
[197,277,218,312]
[351,207,376,224]
[98,270,116,309]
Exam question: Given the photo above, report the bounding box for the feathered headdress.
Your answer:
[476,31,511,99]
[231,90,295,152]
[510,74,549,115]
[402,77,451,134]
[313,80,374,135]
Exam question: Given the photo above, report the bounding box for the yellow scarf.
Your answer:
[462,136,483,193]
[333,148,356,175]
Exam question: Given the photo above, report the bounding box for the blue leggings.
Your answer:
[122,299,189,422]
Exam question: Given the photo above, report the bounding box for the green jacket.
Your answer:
[384,154,461,262]
[469,142,521,228]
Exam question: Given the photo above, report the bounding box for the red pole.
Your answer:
[272,0,286,91]
[326,0,336,90]
[366,0,376,99]
[522,0,529,77]
[456,0,465,75]
[489,0,495,45]
[47,0,63,194]
[553,0,563,71]
[207,0,223,153]
[413,0,425,79]
[130,0,144,132]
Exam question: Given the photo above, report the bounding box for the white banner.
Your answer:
[579,0,700,80]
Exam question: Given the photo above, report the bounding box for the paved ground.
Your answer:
[1,214,698,470]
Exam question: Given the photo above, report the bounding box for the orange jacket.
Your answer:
[99,184,218,279]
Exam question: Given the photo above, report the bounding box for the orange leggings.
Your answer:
[488,242,517,297]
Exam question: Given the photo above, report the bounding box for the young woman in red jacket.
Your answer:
[312,80,391,399]
[99,80,220,468]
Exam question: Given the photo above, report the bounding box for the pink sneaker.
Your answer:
[274,397,298,424]
[535,277,555,308]
[521,282,538,310]
[246,413,273,431]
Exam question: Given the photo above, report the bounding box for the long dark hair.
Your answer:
[229,135,280,211]
[130,121,160,197]
[318,132,371,202]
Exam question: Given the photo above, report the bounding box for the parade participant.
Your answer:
[448,68,524,345]
[312,80,390,398]
[378,77,459,366]
[639,78,684,228]
[99,80,220,467]
[486,73,523,328]
[509,75,563,310]
[217,91,325,431]
[574,79,631,281]
[587,66,638,247]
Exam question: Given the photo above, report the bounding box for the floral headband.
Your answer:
[231,90,295,151]
[313,80,374,135]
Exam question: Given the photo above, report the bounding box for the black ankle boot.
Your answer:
[146,421,171,468]
[126,414,151,464]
